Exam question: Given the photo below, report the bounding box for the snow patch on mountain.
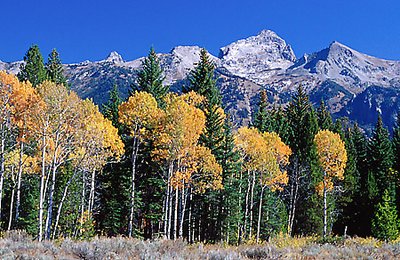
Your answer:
[288,41,400,92]
[219,30,296,85]
[104,51,124,64]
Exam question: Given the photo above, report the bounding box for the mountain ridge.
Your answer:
[2,30,400,132]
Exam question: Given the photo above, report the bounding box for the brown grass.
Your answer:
[1,230,400,259]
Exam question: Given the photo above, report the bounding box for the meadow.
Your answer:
[2,230,400,259]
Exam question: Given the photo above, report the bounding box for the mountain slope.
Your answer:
[2,30,400,131]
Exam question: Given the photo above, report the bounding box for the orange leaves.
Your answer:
[235,127,291,191]
[190,146,223,193]
[153,92,206,163]
[0,71,123,176]
[314,129,347,195]
[118,91,161,139]
[74,99,124,170]
[151,92,222,193]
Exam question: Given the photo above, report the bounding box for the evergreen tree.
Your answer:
[185,48,227,242]
[286,85,317,160]
[317,100,333,130]
[184,48,220,105]
[368,115,395,200]
[333,126,360,236]
[393,113,400,213]
[18,45,47,87]
[372,189,399,241]
[96,84,129,236]
[45,49,67,86]
[219,119,243,244]
[253,90,269,132]
[102,83,123,129]
[350,123,372,236]
[269,106,290,143]
[284,85,319,235]
[128,48,169,238]
[393,113,400,175]
[133,47,169,105]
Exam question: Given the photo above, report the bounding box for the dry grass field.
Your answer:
[1,231,400,259]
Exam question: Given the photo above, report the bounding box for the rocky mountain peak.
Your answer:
[171,46,202,56]
[218,29,296,85]
[105,51,124,64]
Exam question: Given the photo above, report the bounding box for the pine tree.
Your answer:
[393,113,400,175]
[45,49,67,86]
[317,100,333,130]
[393,113,400,215]
[18,45,47,87]
[286,85,317,160]
[185,48,226,242]
[133,47,169,105]
[333,126,360,236]
[372,189,399,241]
[285,85,319,235]
[219,119,242,244]
[102,83,123,129]
[350,123,371,236]
[368,115,395,200]
[184,48,220,104]
[129,48,169,238]
[253,90,269,132]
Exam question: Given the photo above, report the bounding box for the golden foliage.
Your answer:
[153,92,222,193]
[118,91,161,139]
[314,130,347,195]
[235,127,291,191]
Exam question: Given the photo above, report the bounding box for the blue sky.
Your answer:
[1,0,399,63]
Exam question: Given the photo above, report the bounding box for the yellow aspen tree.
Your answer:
[118,91,161,238]
[9,80,44,225]
[34,81,81,241]
[4,150,36,231]
[52,99,123,239]
[235,127,291,242]
[153,92,222,239]
[256,132,291,243]
[0,71,18,223]
[235,127,265,240]
[314,129,347,238]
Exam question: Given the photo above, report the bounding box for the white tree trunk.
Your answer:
[128,136,139,238]
[249,170,256,239]
[38,134,47,241]
[88,168,96,214]
[52,170,77,239]
[323,171,327,238]
[243,170,251,240]
[179,186,187,238]
[173,188,178,240]
[256,186,265,243]
[0,123,6,223]
[7,166,15,231]
[15,141,24,223]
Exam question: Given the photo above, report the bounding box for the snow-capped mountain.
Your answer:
[2,30,400,131]
[219,30,296,85]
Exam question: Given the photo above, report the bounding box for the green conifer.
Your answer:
[368,115,395,200]
[253,90,269,132]
[372,189,399,241]
[133,47,169,105]
[102,83,123,130]
[46,49,67,86]
[317,100,333,130]
[18,45,46,87]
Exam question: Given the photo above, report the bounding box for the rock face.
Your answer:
[219,30,296,85]
[2,30,400,131]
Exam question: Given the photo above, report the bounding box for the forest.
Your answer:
[0,44,399,246]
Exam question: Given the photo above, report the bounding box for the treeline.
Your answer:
[0,45,399,243]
